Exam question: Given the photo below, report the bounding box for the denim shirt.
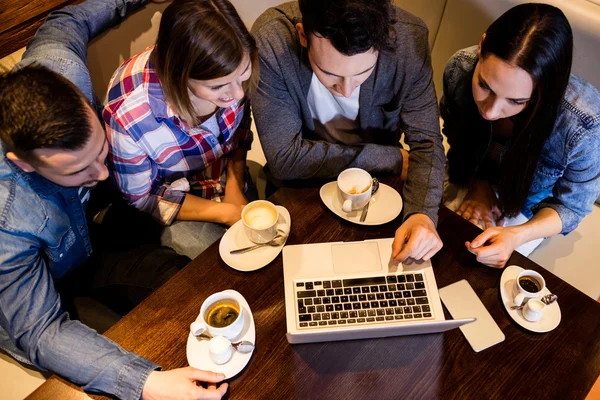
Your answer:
[0,1,159,399]
[440,46,600,234]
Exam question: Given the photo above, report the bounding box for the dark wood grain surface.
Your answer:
[0,0,83,59]
[27,177,600,400]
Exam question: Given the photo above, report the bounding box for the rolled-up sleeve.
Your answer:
[0,230,158,400]
[533,125,600,234]
[105,114,186,225]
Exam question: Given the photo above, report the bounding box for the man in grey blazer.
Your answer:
[251,0,446,263]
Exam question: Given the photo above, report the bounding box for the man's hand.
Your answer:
[142,367,228,400]
[466,226,521,268]
[456,179,502,229]
[391,214,442,264]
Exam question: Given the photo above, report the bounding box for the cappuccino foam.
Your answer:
[244,206,278,229]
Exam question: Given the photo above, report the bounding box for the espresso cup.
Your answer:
[337,168,373,213]
[190,292,245,341]
[241,200,285,244]
[522,298,546,322]
[513,270,546,306]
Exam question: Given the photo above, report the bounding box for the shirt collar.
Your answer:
[1,142,76,197]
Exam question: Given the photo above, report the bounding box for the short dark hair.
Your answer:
[298,0,394,56]
[480,3,573,217]
[0,65,92,163]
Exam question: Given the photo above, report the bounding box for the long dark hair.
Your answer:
[153,0,258,124]
[480,3,572,217]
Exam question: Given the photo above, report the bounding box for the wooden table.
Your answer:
[28,177,600,400]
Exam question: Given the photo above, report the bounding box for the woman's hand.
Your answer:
[456,179,503,229]
[465,226,521,268]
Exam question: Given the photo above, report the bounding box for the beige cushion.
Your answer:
[430,0,600,96]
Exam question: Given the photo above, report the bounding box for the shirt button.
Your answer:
[59,253,63,258]
[80,225,85,231]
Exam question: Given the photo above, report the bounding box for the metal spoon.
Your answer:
[359,178,380,222]
[230,233,287,254]
[194,331,255,353]
[510,293,558,310]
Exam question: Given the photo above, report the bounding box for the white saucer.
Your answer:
[500,265,561,333]
[319,181,403,226]
[219,206,290,272]
[186,290,255,378]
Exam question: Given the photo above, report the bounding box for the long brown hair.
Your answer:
[153,0,258,125]
[480,3,573,217]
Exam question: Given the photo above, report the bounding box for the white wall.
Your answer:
[430,0,600,97]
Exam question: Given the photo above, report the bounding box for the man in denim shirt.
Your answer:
[0,0,228,398]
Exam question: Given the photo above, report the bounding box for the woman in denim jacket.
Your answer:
[440,3,600,268]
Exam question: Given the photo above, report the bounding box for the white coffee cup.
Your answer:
[513,270,546,306]
[337,168,373,213]
[522,299,546,322]
[190,292,245,341]
[241,200,285,244]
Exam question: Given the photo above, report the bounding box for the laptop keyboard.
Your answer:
[294,273,434,329]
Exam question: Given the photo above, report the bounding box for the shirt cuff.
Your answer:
[532,201,578,235]
[115,355,160,400]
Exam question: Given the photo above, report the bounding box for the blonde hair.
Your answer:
[154,0,258,124]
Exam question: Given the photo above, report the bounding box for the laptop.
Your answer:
[282,238,475,344]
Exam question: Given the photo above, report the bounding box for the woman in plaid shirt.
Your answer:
[104,0,258,258]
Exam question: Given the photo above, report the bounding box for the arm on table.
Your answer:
[466,208,562,268]
[251,35,405,180]
[105,119,243,226]
[0,230,157,399]
[391,28,445,264]
[468,129,600,268]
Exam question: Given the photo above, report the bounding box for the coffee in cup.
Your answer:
[241,200,286,244]
[205,299,240,328]
[337,168,373,213]
[243,203,278,230]
[513,269,546,307]
[190,291,245,341]
[518,276,542,293]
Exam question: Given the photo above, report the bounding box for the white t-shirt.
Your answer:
[307,73,361,144]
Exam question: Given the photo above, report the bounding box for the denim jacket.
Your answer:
[0,1,158,399]
[440,46,600,234]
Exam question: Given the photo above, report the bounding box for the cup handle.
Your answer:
[513,292,526,307]
[342,199,353,213]
[275,222,289,236]
[190,321,206,336]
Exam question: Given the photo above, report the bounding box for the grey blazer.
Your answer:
[251,1,445,224]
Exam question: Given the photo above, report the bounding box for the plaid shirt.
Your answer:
[103,47,253,225]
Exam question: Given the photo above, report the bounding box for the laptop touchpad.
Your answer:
[331,242,382,274]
